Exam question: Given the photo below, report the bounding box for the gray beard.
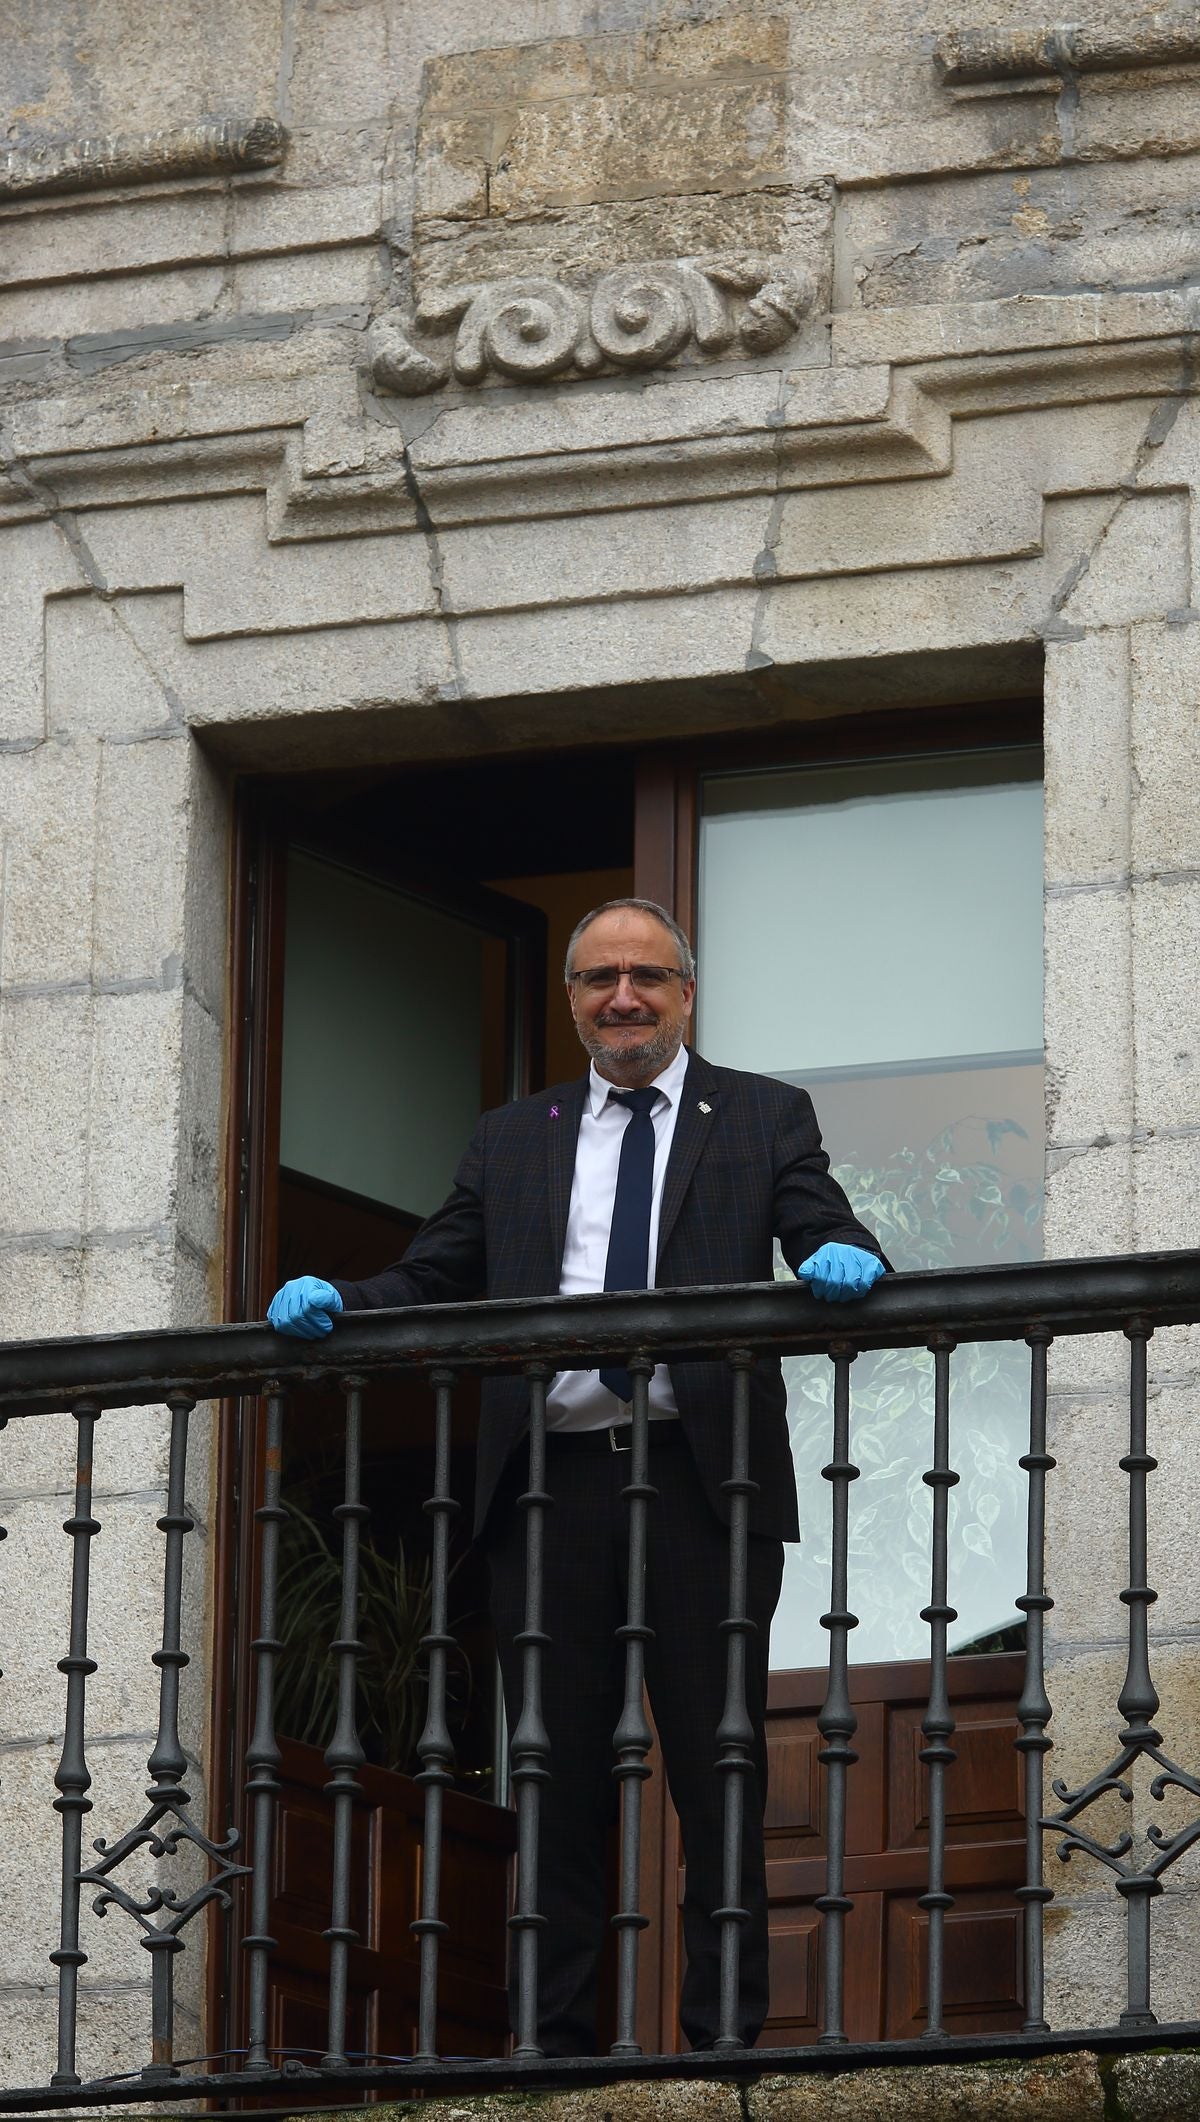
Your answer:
[577,1016,683,1082]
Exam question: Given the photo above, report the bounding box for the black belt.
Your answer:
[546,1421,686,1455]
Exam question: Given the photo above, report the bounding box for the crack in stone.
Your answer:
[276,0,299,131]
[0,419,191,743]
[1046,349,1198,626]
[745,367,790,673]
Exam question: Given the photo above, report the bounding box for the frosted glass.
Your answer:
[696,750,1044,1671]
[280,852,483,1218]
[696,754,1043,1074]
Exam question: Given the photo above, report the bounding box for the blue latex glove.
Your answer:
[267,1275,343,1339]
[796,1242,886,1304]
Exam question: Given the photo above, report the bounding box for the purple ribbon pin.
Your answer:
[550,1105,560,1119]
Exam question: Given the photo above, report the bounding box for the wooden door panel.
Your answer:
[887,1702,1024,1850]
[885,1892,1025,2039]
[653,1654,1028,2050]
[270,1963,375,2067]
[760,1894,887,2048]
[761,1912,821,2044]
[259,1736,515,2073]
[764,1702,885,1864]
[276,1785,378,1942]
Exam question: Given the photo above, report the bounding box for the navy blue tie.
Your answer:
[600,1087,660,1403]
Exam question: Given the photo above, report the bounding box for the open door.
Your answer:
[215,806,549,2070]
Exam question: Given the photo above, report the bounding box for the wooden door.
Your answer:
[265,1738,517,2067]
[641,1652,1025,2048]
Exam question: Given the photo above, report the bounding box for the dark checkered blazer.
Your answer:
[331,1050,886,1542]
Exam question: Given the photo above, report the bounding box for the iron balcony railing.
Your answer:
[2,1251,1200,2113]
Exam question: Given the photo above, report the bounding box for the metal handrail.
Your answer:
[5,1247,1200,2101]
[1,1249,1198,1415]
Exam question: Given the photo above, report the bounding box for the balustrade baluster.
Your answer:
[1117,1321,1161,2030]
[714,1349,757,2053]
[323,1378,368,2069]
[816,1344,858,2045]
[1016,1331,1054,2033]
[243,1387,287,2073]
[919,1336,958,2039]
[51,1399,101,2089]
[413,1368,460,2064]
[509,1363,551,2059]
[142,1393,196,2079]
[610,1356,655,2058]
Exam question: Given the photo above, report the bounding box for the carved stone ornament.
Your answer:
[0,117,286,201]
[368,256,815,396]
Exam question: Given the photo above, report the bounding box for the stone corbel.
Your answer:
[935,15,1200,86]
[0,118,286,201]
[368,256,814,396]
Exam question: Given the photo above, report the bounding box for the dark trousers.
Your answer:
[485,1427,784,2055]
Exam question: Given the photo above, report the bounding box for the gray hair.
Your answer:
[564,898,696,982]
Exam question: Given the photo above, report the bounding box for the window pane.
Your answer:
[697,750,1043,1669]
[698,753,1043,1073]
[280,851,484,1219]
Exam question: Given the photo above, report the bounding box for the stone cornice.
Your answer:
[0,329,1193,558]
[0,118,286,202]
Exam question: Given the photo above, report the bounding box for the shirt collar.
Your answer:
[587,1041,690,1118]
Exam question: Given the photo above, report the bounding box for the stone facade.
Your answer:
[3,0,1200,2102]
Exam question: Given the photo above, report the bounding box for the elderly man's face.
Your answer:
[567,908,695,1086]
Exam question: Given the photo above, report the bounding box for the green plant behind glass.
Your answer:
[778,1115,1043,1662]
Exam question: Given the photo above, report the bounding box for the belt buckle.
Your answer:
[609,1424,633,1454]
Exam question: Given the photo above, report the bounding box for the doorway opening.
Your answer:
[216,747,636,2069]
[213,701,1044,2068]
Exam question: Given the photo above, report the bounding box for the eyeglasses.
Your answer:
[569,964,688,994]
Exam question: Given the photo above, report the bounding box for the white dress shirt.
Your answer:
[546,1043,689,1432]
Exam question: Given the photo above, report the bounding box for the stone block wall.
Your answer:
[2,0,1200,2087]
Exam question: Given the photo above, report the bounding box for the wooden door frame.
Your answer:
[209,707,1044,2061]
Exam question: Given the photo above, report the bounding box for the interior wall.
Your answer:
[490,867,636,1088]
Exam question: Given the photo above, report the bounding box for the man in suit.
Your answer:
[269,897,886,2055]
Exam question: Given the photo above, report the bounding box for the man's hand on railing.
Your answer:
[795,1242,886,1303]
[267,1276,344,1338]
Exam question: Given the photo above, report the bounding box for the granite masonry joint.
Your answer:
[102,723,189,746]
[1048,868,1200,895]
[0,1219,182,1254]
[64,303,370,377]
[1051,1123,1200,1151]
[1045,1628,1200,1658]
[1,960,187,1003]
[0,1976,154,1998]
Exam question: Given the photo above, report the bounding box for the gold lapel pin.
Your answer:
[698,1100,712,1114]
